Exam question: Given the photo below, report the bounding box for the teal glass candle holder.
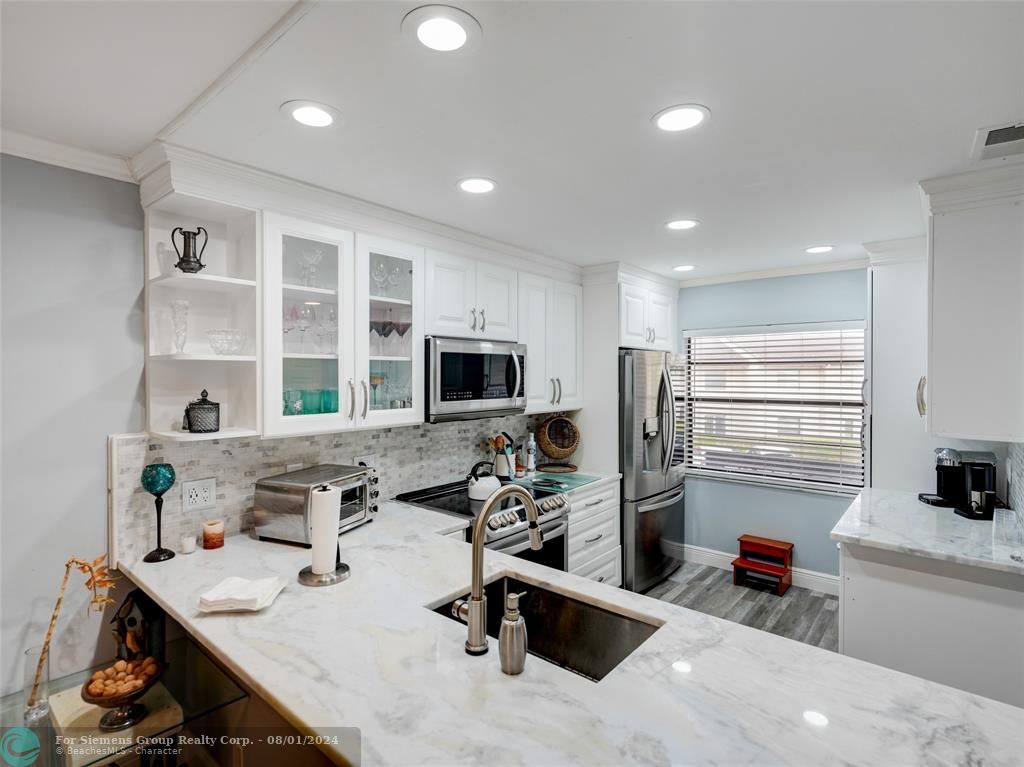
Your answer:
[301,389,322,415]
[141,463,176,563]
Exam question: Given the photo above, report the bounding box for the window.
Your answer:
[680,327,866,494]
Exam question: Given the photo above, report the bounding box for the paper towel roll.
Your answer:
[310,484,341,575]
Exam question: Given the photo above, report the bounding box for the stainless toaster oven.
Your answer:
[252,464,379,545]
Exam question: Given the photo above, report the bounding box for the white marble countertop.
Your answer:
[122,501,1024,766]
[831,488,1024,576]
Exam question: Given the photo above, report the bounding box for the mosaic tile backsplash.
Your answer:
[110,415,546,566]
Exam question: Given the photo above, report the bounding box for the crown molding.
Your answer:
[678,258,868,288]
[863,236,926,266]
[920,159,1024,214]
[133,142,582,283]
[0,130,133,183]
[581,262,679,292]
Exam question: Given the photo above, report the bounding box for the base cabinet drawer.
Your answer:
[568,511,619,570]
[571,545,622,587]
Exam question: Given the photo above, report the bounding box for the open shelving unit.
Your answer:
[144,192,262,441]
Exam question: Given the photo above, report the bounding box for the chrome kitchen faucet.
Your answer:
[452,484,544,655]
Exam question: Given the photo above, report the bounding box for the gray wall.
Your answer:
[677,269,868,575]
[1,155,145,696]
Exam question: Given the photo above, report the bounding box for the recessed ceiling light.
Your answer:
[673,265,696,272]
[803,710,829,728]
[666,219,699,231]
[280,100,337,127]
[458,178,496,194]
[402,5,482,53]
[805,245,833,254]
[653,104,710,132]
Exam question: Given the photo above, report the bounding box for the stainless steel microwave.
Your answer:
[425,337,526,422]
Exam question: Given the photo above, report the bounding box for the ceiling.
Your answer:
[0,0,291,156]
[4,2,1023,280]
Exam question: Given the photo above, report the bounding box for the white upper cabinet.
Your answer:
[921,163,1024,441]
[518,275,583,413]
[355,234,425,428]
[518,274,553,410]
[425,250,518,340]
[619,282,675,351]
[548,281,583,409]
[263,212,355,437]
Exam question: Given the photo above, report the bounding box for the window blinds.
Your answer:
[682,328,866,493]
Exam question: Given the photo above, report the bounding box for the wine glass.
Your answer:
[371,261,388,296]
[297,304,316,352]
[386,266,401,297]
[320,305,338,354]
[282,305,297,352]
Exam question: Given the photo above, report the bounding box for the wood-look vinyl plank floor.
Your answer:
[650,562,839,652]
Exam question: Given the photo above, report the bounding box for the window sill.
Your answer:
[684,468,862,499]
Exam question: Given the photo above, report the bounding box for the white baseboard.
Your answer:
[665,542,839,596]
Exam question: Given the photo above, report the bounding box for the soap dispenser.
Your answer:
[498,591,528,675]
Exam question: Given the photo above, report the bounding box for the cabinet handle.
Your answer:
[584,533,604,544]
[470,308,477,331]
[348,379,356,420]
[916,375,927,417]
[584,497,606,507]
[556,377,562,405]
[361,379,369,419]
[550,378,557,405]
[480,308,486,332]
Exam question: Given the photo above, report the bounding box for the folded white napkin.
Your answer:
[198,576,287,613]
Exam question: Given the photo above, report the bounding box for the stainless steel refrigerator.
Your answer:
[619,348,686,592]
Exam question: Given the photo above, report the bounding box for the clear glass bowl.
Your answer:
[207,329,246,356]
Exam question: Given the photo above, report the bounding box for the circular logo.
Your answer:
[1,728,40,767]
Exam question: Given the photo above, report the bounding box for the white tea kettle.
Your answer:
[467,461,502,501]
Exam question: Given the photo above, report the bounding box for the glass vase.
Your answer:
[23,645,50,724]
[170,299,189,354]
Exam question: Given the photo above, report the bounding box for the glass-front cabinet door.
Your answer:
[264,212,355,436]
[355,234,424,427]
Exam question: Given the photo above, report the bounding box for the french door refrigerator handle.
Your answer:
[661,364,676,475]
[637,487,686,513]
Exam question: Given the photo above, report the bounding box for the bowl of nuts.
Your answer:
[81,656,165,731]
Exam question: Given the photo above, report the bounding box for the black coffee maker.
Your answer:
[928,448,1000,520]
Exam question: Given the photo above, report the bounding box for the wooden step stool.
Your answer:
[732,534,794,596]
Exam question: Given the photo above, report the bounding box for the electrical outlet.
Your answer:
[183,478,216,512]
[286,463,303,473]
[353,453,378,468]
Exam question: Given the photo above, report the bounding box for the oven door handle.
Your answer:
[488,521,567,555]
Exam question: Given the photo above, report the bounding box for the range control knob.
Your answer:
[488,518,501,530]
[370,504,378,513]
[370,475,379,485]
[370,490,380,499]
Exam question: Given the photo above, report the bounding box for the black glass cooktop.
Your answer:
[395,480,554,519]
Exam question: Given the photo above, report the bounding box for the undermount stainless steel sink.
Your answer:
[433,575,663,681]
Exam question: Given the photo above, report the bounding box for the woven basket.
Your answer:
[536,415,580,461]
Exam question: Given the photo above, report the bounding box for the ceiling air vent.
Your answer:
[971,121,1024,162]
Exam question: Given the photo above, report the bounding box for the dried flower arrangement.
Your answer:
[27,554,117,708]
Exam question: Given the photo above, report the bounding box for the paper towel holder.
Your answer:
[298,543,350,587]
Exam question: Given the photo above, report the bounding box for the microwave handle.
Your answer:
[511,350,522,403]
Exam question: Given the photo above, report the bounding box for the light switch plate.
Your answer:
[183,478,216,512]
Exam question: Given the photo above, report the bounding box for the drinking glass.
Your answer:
[301,389,323,415]
[23,645,49,724]
[321,388,339,414]
[282,305,297,352]
[300,247,324,287]
[320,306,338,354]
